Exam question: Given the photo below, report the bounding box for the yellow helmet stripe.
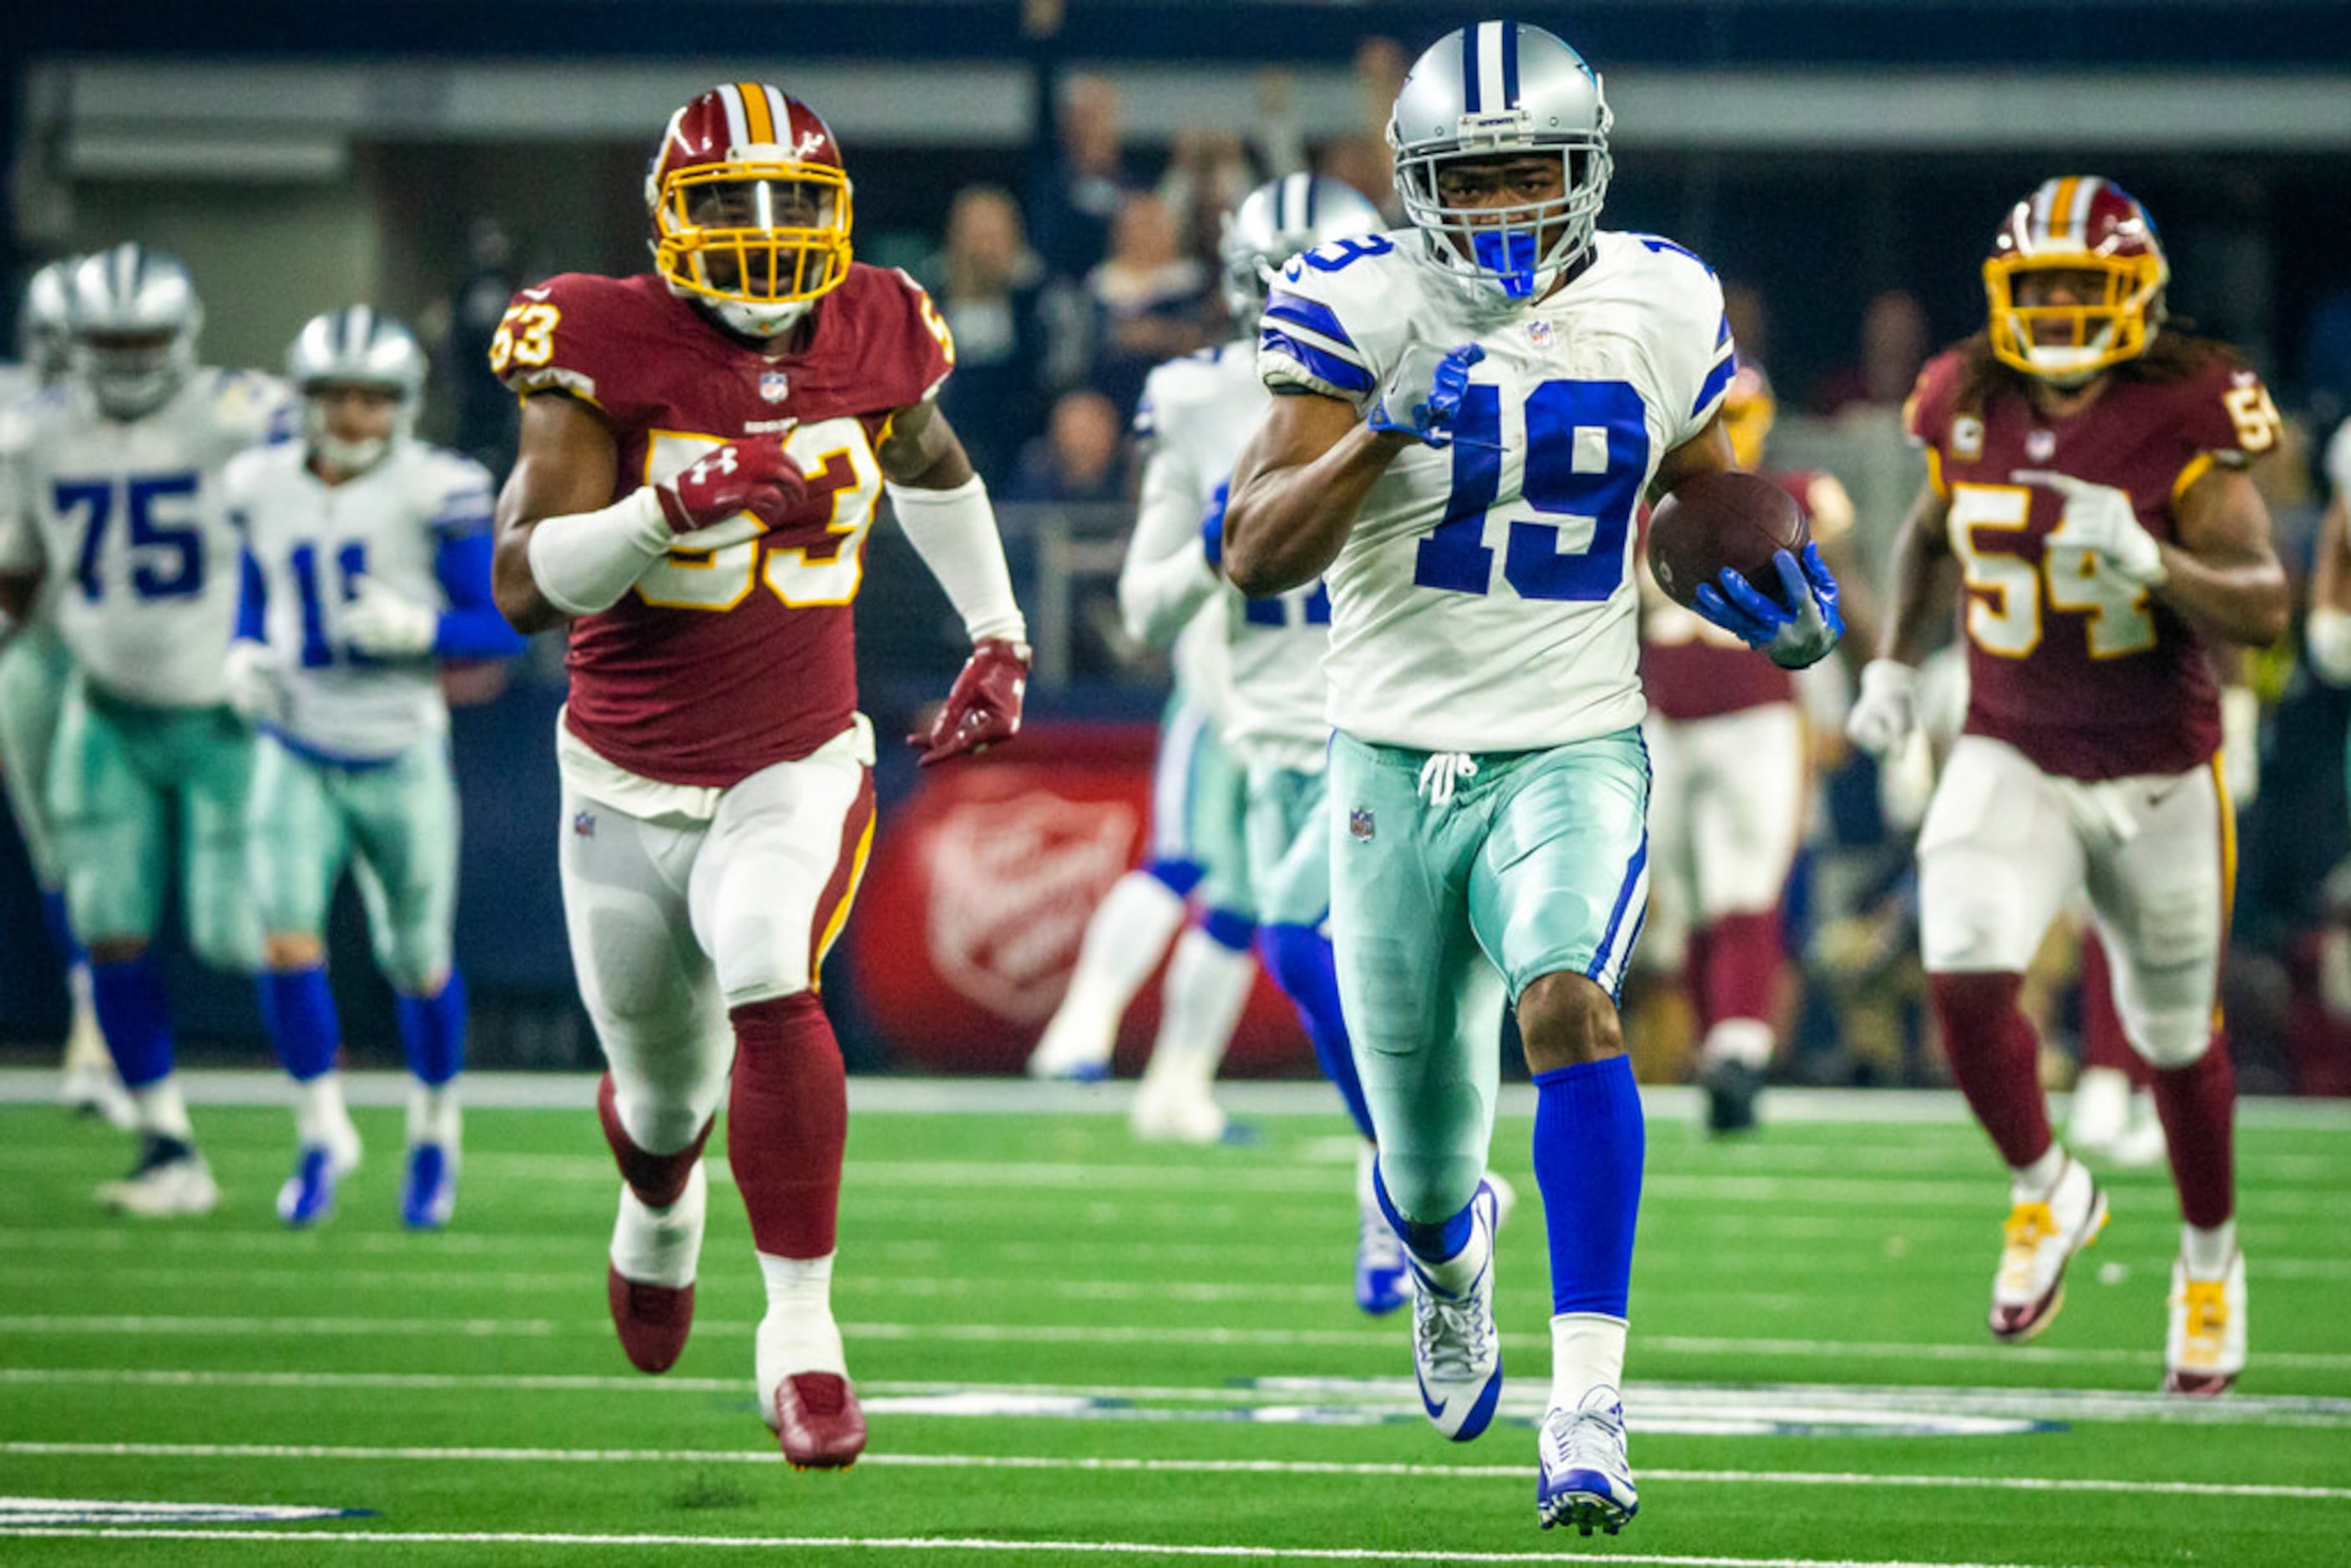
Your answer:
[736,80,776,145]
[2045,176,2081,246]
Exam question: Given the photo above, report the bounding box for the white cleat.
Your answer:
[95,1136,220,1217]
[2164,1251,2247,1397]
[1129,1075,1228,1144]
[1026,999,1120,1083]
[1408,1181,1504,1442]
[1538,1385,1640,1535]
[276,1119,363,1229]
[1990,1153,2106,1342]
[2106,1090,2168,1169]
[2064,1065,2131,1156]
[58,1011,136,1130]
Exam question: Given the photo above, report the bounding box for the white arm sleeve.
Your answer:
[886,475,1027,644]
[1117,442,1218,650]
[523,487,673,618]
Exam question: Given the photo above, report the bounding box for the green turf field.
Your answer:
[1,1077,2347,1565]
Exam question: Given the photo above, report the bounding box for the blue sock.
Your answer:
[1533,1055,1646,1317]
[1259,923,1374,1141]
[397,971,468,1087]
[90,955,174,1089]
[1199,906,1255,953]
[38,890,83,968]
[1145,857,1205,898]
[1373,1161,1474,1264]
[259,966,341,1082]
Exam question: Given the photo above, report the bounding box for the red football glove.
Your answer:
[653,439,806,534]
[908,638,1029,766]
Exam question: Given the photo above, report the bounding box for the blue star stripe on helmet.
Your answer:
[1461,26,1482,113]
[1262,289,1358,351]
[1259,326,1376,396]
[1691,350,1738,419]
[1500,22,1520,108]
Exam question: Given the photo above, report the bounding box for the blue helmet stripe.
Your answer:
[1460,26,1482,114]
[1500,23,1521,108]
[1302,174,1317,227]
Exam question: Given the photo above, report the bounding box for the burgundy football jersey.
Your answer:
[1639,469,1818,722]
[1906,347,2271,781]
[495,266,954,787]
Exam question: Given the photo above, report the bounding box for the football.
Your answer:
[1647,471,1809,613]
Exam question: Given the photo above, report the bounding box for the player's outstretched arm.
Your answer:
[1223,388,1411,597]
[491,393,629,635]
[2158,464,2291,648]
[880,400,1030,766]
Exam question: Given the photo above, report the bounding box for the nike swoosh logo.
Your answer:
[1415,1368,1448,1423]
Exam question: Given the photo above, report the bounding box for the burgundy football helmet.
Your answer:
[1983,176,2168,386]
[646,83,853,337]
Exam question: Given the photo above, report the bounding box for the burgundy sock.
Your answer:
[1701,910,1782,1030]
[2077,932,2150,1085]
[728,993,848,1259]
[1929,971,2053,1169]
[597,1072,711,1209]
[1683,925,1715,1031]
[2152,1042,2237,1229]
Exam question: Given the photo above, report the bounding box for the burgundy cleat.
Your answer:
[607,1265,695,1374]
[2162,1368,2237,1398]
[772,1372,867,1469]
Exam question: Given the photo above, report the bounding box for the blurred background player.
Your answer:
[0,243,288,1216]
[1848,177,2288,1394]
[0,257,129,1126]
[2303,412,2351,736]
[1637,364,1856,1134]
[488,84,1028,1469]
[1226,23,1841,1535]
[224,306,523,1229]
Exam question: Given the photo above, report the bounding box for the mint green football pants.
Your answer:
[1154,686,1254,918]
[1326,727,1651,1225]
[0,619,72,887]
[1243,761,1332,928]
[249,734,460,993]
[47,675,263,971]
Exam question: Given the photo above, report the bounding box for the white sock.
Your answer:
[407,1079,462,1151]
[1409,1194,1491,1297]
[133,1076,195,1143]
[1145,927,1254,1079]
[1550,1313,1629,1412]
[1700,1018,1774,1070]
[2182,1219,2237,1278]
[2012,1144,2068,1202]
[610,1161,705,1287]
[756,1251,847,1378]
[63,964,105,1067]
[1068,872,1190,1014]
[294,1072,351,1150]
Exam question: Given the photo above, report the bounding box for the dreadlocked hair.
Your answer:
[1952,319,2244,418]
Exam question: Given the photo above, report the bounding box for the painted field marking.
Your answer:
[0,1525,2111,1565]
[3,1316,2348,1371]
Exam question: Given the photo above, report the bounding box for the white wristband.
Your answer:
[525,488,671,618]
[887,475,1026,644]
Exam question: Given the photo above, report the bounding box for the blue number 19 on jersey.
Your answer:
[1412,378,1649,602]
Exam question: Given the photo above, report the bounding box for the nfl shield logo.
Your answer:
[2025,428,2056,462]
[1528,320,1554,347]
[1349,807,1376,842]
[572,811,596,838]
[760,371,790,403]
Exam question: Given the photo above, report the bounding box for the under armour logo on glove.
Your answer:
[908,638,1030,766]
[655,438,806,534]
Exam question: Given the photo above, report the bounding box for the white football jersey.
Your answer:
[224,439,495,761]
[1257,228,1735,752]
[0,365,60,628]
[1130,339,1334,770]
[0,369,289,708]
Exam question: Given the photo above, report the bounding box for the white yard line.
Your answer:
[0,1525,2104,1566]
[5,1440,2348,1503]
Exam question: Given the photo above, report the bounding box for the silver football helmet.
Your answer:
[287,306,428,473]
[18,259,77,387]
[65,243,204,420]
[1386,21,1613,305]
[1219,173,1386,318]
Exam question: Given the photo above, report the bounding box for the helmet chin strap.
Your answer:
[713,297,812,339]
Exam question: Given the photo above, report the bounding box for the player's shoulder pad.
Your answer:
[1902,347,1969,450]
[1136,341,1242,435]
[1257,230,1411,405]
[205,367,295,444]
[495,272,656,404]
[1600,232,1733,432]
[2171,352,2280,468]
[411,443,498,523]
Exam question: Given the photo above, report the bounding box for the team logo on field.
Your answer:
[1349,807,1376,842]
[1951,415,1984,461]
[927,792,1140,1021]
[1526,319,1553,346]
[760,371,791,403]
[2025,427,2056,463]
[572,811,596,838]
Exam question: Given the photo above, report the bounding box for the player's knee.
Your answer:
[264,933,326,971]
[1929,969,2025,1037]
[1378,1149,1485,1232]
[2125,1013,2212,1070]
[1516,970,1622,1074]
[86,935,149,966]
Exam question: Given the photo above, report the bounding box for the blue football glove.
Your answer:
[1368,342,1484,447]
[1692,541,1845,670]
[1201,479,1229,569]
